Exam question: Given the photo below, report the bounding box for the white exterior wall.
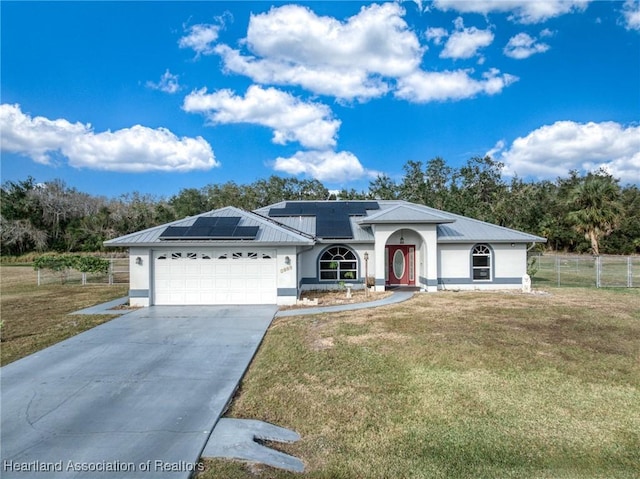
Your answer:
[129,247,151,307]
[438,244,471,279]
[276,246,298,305]
[298,243,374,292]
[493,243,527,278]
[438,242,527,290]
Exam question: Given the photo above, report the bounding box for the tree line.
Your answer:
[2,157,638,257]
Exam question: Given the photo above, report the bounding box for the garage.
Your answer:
[153,249,277,305]
[104,206,315,306]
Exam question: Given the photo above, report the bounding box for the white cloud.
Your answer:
[622,0,640,31]
[0,103,217,172]
[440,17,494,59]
[395,68,518,102]
[490,120,640,182]
[215,3,423,101]
[0,104,89,164]
[215,45,390,101]
[425,26,448,45]
[273,150,376,183]
[146,69,181,94]
[503,33,550,59]
[178,23,221,56]
[183,85,340,150]
[432,0,592,24]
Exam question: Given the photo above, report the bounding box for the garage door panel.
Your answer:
[153,249,277,305]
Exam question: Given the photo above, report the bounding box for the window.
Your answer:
[472,244,492,281]
[319,246,358,281]
[187,252,197,260]
[171,252,182,260]
[157,254,167,260]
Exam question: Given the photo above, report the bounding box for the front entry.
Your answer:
[386,245,415,286]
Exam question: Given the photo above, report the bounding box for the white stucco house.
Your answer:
[105,200,546,307]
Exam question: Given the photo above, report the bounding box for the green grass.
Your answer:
[197,288,640,479]
[1,265,128,365]
[532,255,640,288]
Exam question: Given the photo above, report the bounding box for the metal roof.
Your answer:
[256,200,545,244]
[104,206,314,247]
[357,203,455,224]
[105,201,546,248]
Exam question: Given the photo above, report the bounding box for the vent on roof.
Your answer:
[159,217,259,240]
[268,201,379,239]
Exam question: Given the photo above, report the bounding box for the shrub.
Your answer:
[33,254,110,283]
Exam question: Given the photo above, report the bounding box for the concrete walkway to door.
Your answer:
[0,305,277,479]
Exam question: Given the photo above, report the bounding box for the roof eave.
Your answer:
[358,219,456,225]
[437,238,547,244]
[104,240,315,248]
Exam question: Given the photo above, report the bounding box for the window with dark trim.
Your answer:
[472,244,492,281]
[319,246,358,281]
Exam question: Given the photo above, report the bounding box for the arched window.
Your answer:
[471,244,492,281]
[319,246,358,281]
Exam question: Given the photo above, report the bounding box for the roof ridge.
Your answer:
[250,210,316,241]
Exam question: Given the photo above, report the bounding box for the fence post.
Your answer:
[556,255,560,287]
[596,256,601,288]
[109,258,114,286]
[629,257,633,288]
[37,268,41,286]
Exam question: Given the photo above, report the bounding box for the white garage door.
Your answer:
[153,249,277,305]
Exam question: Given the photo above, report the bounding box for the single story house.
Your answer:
[105,200,546,307]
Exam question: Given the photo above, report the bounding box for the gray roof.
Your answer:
[104,206,314,247]
[106,201,546,248]
[357,203,455,225]
[258,200,545,244]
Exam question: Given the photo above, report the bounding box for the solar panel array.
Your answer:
[159,216,259,240]
[268,201,379,239]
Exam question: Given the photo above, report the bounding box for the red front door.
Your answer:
[387,245,415,286]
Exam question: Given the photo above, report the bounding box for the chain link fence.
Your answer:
[36,258,129,286]
[529,254,639,288]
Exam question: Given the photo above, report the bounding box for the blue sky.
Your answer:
[2,1,639,199]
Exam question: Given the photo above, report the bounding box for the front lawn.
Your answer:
[199,288,640,479]
[0,265,128,365]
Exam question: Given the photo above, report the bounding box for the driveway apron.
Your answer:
[1,305,277,479]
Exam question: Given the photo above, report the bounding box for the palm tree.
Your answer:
[566,173,623,255]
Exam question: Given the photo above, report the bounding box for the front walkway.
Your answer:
[276,290,414,317]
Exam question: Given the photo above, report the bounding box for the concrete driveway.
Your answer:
[1,305,277,479]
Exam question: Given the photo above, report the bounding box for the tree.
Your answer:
[400,160,427,204]
[566,173,623,256]
[603,185,640,254]
[369,174,399,200]
[169,188,208,218]
[424,157,453,210]
[451,156,506,223]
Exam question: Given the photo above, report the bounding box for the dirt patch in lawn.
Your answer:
[279,288,393,310]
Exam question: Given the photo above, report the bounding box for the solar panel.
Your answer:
[268,201,379,239]
[229,226,259,239]
[159,226,190,239]
[159,217,258,240]
[192,217,220,227]
[200,216,240,227]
